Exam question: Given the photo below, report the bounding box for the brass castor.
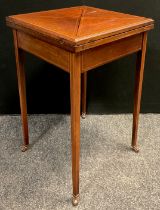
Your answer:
[81,112,86,119]
[131,145,140,153]
[20,145,28,152]
[72,194,79,206]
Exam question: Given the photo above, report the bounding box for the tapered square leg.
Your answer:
[70,53,81,206]
[81,72,87,119]
[13,30,29,152]
[132,32,147,152]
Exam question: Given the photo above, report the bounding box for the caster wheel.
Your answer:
[131,145,140,153]
[20,145,28,152]
[81,112,86,119]
[72,194,79,206]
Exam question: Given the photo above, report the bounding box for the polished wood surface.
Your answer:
[13,30,29,152]
[6,6,154,52]
[16,30,144,73]
[76,24,153,52]
[17,31,70,72]
[82,34,142,72]
[132,32,147,152]
[6,6,154,205]
[70,53,81,205]
[81,72,87,117]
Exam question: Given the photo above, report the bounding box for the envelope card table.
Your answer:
[6,6,154,206]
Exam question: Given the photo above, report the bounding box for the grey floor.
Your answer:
[0,114,160,210]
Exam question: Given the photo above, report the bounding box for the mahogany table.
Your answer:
[6,6,154,206]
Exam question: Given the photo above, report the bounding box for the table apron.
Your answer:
[17,31,70,72]
[17,31,143,73]
[82,33,143,72]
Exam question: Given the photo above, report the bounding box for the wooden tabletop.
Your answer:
[6,6,154,52]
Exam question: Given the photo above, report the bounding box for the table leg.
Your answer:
[13,30,29,152]
[81,72,87,119]
[132,32,147,152]
[70,53,81,206]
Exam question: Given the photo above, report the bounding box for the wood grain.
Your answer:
[76,24,153,52]
[13,30,29,147]
[70,52,81,197]
[82,34,143,72]
[17,31,69,72]
[81,72,87,115]
[132,32,147,148]
[6,6,154,204]
[6,6,154,52]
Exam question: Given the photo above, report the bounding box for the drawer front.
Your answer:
[82,34,143,72]
[17,31,70,72]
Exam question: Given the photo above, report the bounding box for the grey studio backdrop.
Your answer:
[0,0,159,114]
